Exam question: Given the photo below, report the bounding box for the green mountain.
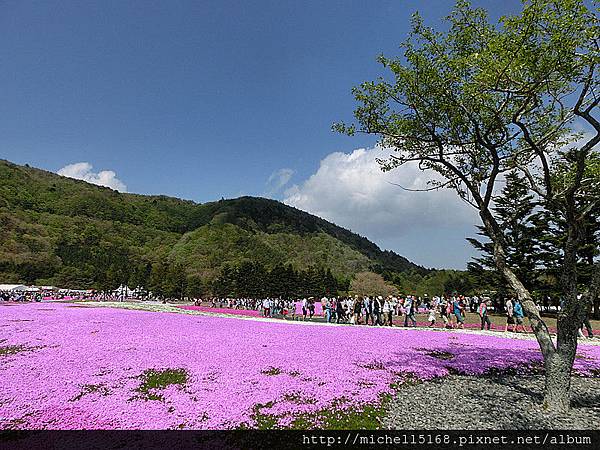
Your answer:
[0,159,426,291]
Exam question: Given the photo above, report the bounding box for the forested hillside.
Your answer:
[0,159,428,295]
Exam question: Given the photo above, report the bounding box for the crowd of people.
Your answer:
[204,295,505,331]
[0,289,94,302]
[3,286,594,338]
[200,294,595,338]
[0,291,43,302]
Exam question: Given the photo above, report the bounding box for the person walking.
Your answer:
[439,296,450,328]
[373,296,383,326]
[446,298,456,328]
[583,315,594,338]
[396,297,405,324]
[308,298,315,319]
[453,296,465,329]
[427,302,437,327]
[262,298,270,317]
[410,296,418,327]
[578,297,594,338]
[478,299,492,330]
[363,296,373,326]
[383,296,393,326]
[336,297,346,323]
[323,297,332,323]
[513,299,526,333]
[352,296,362,325]
[404,296,417,327]
[403,296,412,327]
[302,298,308,321]
[504,298,515,332]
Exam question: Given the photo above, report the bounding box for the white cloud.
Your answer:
[57,162,127,192]
[283,146,479,267]
[265,168,294,196]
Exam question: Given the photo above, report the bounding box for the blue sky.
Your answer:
[0,0,523,269]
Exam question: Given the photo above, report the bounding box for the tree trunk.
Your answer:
[543,352,572,412]
[476,199,600,413]
[479,211,556,356]
[478,209,571,411]
[543,292,583,412]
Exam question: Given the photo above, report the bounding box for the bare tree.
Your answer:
[350,271,399,297]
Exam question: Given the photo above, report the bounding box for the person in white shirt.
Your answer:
[383,297,393,326]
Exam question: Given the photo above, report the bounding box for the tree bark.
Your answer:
[543,352,572,412]
[479,210,556,357]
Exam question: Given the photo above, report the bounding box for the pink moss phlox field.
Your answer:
[1,303,599,429]
[176,305,264,318]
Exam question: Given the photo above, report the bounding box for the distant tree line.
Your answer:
[212,261,347,299]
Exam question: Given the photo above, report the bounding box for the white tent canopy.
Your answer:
[114,285,134,296]
[0,284,28,291]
